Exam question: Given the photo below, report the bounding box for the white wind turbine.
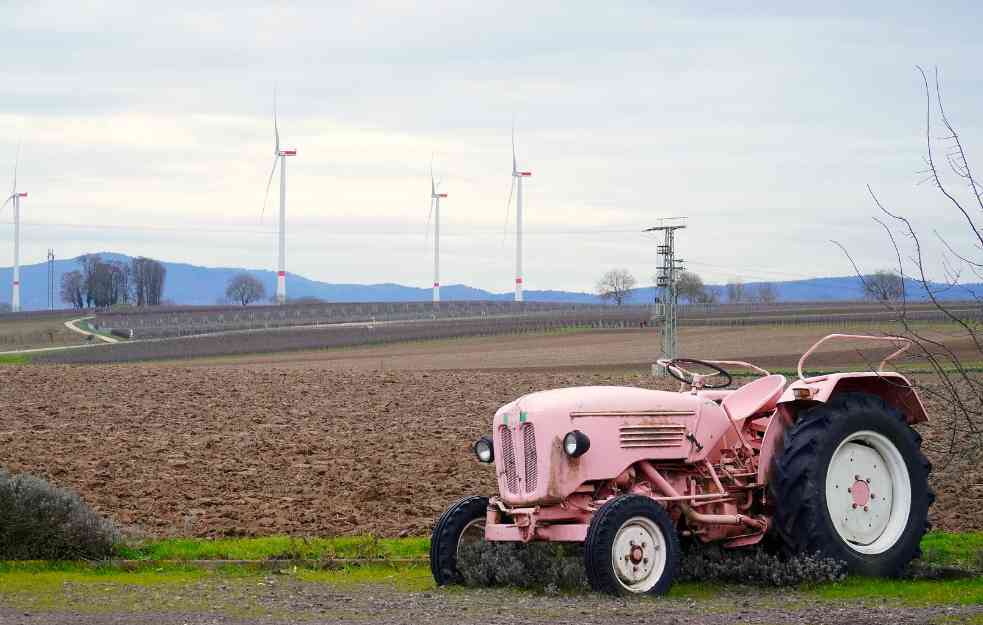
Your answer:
[261,95,296,305]
[425,157,447,303]
[504,122,532,302]
[2,148,27,312]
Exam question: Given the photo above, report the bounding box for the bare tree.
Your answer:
[226,273,266,306]
[675,271,705,304]
[725,280,746,304]
[862,270,904,302]
[835,66,983,454]
[754,282,779,304]
[60,271,84,310]
[131,257,166,306]
[597,269,637,306]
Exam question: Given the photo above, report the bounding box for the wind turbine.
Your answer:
[2,150,26,312]
[261,94,296,305]
[425,158,447,303]
[504,122,532,302]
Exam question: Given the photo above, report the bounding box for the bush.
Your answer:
[457,540,847,591]
[0,468,118,560]
[678,542,846,586]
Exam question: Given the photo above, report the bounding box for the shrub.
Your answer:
[0,468,118,560]
[678,542,846,586]
[457,540,847,591]
[458,542,588,591]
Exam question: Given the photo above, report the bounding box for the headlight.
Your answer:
[473,436,494,463]
[563,430,590,457]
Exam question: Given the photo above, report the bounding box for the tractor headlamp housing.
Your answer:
[473,436,494,463]
[563,430,590,457]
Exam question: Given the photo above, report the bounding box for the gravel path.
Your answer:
[0,577,980,625]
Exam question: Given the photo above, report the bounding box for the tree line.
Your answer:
[595,268,905,306]
[60,255,167,309]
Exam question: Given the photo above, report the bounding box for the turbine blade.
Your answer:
[511,116,517,174]
[0,196,11,216]
[503,177,515,245]
[261,156,279,223]
[430,153,435,197]
[11,142,20,195]
[424,197,434,249]
[273,89,280,154]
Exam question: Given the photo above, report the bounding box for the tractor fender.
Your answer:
[758,373,928,487]
[777,372,928,424]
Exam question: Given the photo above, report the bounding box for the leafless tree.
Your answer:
[226,273,266,306]
[60,271,84,310]
[835,66,983,454]
[862,270,904,302]
[725,280,746,304]
[675,271,705,304]
[131,257,166,306]
[754,282,779,304]
[597,269,637,306]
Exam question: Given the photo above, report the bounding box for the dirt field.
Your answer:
[0,327,979,538]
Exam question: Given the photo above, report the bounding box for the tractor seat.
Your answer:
[720,374,787,422]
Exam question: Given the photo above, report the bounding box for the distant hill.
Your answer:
[0,252,976,310]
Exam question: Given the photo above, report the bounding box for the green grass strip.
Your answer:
[115,535,430,561]
[812,576,983,605]
[0,353,31,365]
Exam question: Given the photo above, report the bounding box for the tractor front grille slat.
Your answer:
[522,424,537,493]
[499,425,519,493]
[619,424,686,448]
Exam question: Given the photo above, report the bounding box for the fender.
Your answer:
[778,372,928,424]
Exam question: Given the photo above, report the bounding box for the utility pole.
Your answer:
[644,218,686,376]
[47,249,55,310]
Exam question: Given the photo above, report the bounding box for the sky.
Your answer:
[2,1,982,294]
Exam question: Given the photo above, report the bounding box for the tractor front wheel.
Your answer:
[430,496,489,585]
[584,495,680,595]
[772,392,933,576]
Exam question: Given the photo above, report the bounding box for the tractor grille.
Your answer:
[619,424,687,448]
[522,424,538,492]
[499,425,519,493]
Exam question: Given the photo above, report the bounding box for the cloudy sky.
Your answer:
[2,1,982,294]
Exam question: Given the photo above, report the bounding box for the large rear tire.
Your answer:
[772,392,933,576]
[584,495,680,596]
[430,496,489,585]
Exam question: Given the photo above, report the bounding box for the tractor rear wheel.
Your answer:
[430,496,489,585]
[584,495,680,596]
[772,392,933,576]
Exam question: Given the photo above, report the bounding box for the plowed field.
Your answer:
[0,328,979,537]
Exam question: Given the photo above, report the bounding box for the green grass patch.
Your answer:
[116,535,430,561]
[921,531,983,570]
[0,353,31,365]
[812,576,983,605]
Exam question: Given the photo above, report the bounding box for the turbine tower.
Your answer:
[262,95,296,305]
[505,123,532,302]
[2,153,26,312]
[426,161,447,303]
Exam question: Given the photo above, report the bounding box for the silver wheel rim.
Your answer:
[611,515,667,593]
[825,430,911,554]
[456,517,486,559]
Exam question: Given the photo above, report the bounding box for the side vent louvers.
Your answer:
[619,424,686,448]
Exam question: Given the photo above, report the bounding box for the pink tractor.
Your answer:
[431,334,933,595]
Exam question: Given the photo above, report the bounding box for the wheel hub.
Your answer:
[824,431,910,554]
[611,518,667,592]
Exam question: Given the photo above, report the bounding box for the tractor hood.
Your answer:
[492,386,715,506]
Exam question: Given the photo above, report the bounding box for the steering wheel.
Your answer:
[663,358,733,389]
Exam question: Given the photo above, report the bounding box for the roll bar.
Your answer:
[797,334,913,380]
